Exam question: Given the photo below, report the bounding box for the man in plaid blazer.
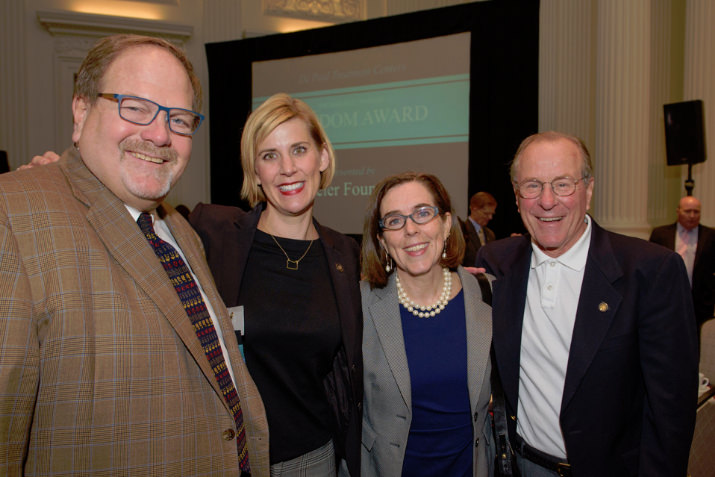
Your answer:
[0,35,268,475]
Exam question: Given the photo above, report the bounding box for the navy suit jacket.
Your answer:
[188,203,363,477]
[477,218,698,477]
[649,222,715,325]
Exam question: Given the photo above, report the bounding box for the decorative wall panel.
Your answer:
[263,0,362,22]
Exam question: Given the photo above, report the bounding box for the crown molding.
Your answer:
[37,9,193,40]
[263,0,362,22]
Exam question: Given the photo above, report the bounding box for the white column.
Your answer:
[166,0,245,208]
[683,0,715,226]
[538,0,595,148]
[0,0,28,170]
[202,0,244,43]
[647,0,684,227]
[593,0,652,238]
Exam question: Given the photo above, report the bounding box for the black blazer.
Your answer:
[459,218,496,267]
[649,222,715,325]
[189,203,363,477]
[477,218,698,477]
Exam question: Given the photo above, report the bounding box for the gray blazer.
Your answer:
[360,267,493,476]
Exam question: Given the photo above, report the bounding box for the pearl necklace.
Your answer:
[396,267,452,318]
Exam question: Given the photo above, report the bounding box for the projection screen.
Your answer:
[252,33,470,233]
[205,2,539,237]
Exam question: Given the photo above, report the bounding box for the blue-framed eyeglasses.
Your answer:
[379,206,441,231]
[98,93,204,136]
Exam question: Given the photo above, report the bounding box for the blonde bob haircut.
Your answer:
[240,93,336,206]
[361,171,465,289]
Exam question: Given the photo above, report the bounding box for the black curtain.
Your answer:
[0,151,9,174]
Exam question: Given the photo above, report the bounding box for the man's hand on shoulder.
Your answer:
[464,266,487,276]
[18,151,60,170]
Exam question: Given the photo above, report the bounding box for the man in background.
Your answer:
[477,131,697,476]
[0,34,268,475]
[650,196,715,329]
[461,191,497,266]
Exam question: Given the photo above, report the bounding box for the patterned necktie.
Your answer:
[477,226,486,245]
[677,228,695,287]
[137,213,250,473]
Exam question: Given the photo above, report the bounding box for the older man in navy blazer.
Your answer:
[477,131,697,476]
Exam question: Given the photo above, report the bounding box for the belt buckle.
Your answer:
[557,463,571,477]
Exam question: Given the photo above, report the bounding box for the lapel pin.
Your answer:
[598,302,609,312]
[335,263,344,272]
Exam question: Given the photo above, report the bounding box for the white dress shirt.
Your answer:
[675,222,697,287]
[516,215,592,459]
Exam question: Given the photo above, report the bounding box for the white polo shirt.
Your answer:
[516,215,592,459]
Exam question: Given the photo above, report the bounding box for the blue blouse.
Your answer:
[400,289,473,477]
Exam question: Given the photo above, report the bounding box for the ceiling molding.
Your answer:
[37,9,192,40]
[263,0,362,23]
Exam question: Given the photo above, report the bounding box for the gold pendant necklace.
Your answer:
[269,233,314,270]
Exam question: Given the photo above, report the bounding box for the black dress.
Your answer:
[240,230,341,463]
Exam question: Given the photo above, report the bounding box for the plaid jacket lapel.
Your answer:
[62,150,227,402]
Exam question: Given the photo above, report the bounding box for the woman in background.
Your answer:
[360,171,493,477]
[189,93,362,477]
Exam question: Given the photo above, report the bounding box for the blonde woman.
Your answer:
[190,94,362,476]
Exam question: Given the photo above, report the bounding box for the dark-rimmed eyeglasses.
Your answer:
[514,176,589,199]
[380,206,440,231]
[97,93,204,136]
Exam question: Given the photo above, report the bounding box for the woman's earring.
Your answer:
[383,248,393,273]
[442,240,448,259]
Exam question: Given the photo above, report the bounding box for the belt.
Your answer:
[514,434,571,477]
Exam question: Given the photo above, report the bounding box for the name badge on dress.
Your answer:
[228,305,245,359]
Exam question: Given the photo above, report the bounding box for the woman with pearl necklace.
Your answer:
[359,171,494,477]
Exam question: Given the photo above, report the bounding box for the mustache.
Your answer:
[119,139,178,162]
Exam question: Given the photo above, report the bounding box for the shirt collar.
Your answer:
[124,205,163,227]
[531,215,592,271]
[468,216,482,232]
[125,204,145,223]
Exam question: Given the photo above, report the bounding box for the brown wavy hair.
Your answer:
[74,34,201,112]
[361,171,465,288]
